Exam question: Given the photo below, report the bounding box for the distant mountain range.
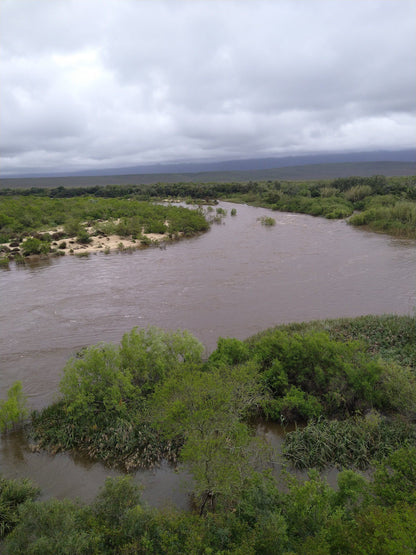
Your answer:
[8,149,416,178]
[1,150,415,189]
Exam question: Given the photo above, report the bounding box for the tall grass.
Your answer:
[349,200,416,238]
[284,415,416,470]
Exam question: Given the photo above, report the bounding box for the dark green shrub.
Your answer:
[208,337,250,367]
[76,229,92,244]
[2,499,94,554]
[21,237,50,256]
[264,387,323,422]
[0,381,28,432]
[372,447,416,506]
[0,476,39,539]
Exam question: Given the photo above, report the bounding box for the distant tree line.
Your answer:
[0,174,414,201]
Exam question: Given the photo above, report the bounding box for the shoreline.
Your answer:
[0,225,183,263]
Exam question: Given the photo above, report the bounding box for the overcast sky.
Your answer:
[1,0,415,176]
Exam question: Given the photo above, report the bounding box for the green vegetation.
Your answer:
[20,237,51,256]
[3,448,416,553]
[2,314,416,551]
[0,476,39,539]
[0,382,28,433]
[258,216,276,226]
[220,174,416,237]
[2,174,414,241]
[284,414,416,470]
[0,196,208,246]
[32,328,205,470]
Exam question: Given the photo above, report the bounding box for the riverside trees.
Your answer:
[4,315,416,552]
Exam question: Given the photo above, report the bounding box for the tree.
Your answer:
[151,362,270,513]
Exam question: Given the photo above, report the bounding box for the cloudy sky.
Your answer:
[1,0,415,176]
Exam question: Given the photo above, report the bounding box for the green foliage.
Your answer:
[265,386,323,422]
[327,502,416,554]
[240,324,416,422]
[21,316,416,552]
[349,199,416,238]
[372,447,416,506]
[0,476,39,538]
[32,327,204,470]
[120,327,204,395]
[258,215,276,226]
[60,343,138,422]
[2,498,95,554]
[0,381,28,432]
[283,414,416,470]
[3,447,416,554]
[152,362,268,512]
[21,237,50,256]
[344,184,372,201]
[282,470,336,544]
[250,330,385,420]
[0,196,209,244]
[208,337,250,367]
[63,218,82,236]
[76,228,92,244]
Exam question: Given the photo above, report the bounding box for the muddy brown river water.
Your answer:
[1,202,415,506]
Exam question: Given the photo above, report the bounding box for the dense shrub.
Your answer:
[0,476,39,539]
[21,237,50,256]
[283,414,416,469]
[0,381,28,432]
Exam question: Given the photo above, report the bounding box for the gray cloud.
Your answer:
[1,0,415,176]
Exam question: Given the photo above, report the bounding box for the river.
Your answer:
[1,202,415,506]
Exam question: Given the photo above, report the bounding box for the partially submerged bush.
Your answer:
[258,216,276,226]
[21,237,50,256]
[0,381,28,433]
[283,415,416,470]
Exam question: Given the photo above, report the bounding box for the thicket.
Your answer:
[32,328,205,470]
[3,448,416,553]
[2,174,415,240]
[0,197,209,245]
[0,476,39,539]
[31,315,416,476]
[3,315,416,551]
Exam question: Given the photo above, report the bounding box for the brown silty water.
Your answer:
[1,202,415,506]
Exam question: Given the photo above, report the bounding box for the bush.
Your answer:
[208,337,250,367]
[2,498,94,554]
[21,237,50,256]
[120,327,204,394]
[264,386,322,422]
[258,216,276,226]
[0,382,28,432]
[59,343,138,423]
[76,229,92,244]
[0,476,39,538]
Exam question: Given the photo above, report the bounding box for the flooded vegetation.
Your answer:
[1,200,416,553]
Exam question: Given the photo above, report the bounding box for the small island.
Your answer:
[0,196,209,264]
